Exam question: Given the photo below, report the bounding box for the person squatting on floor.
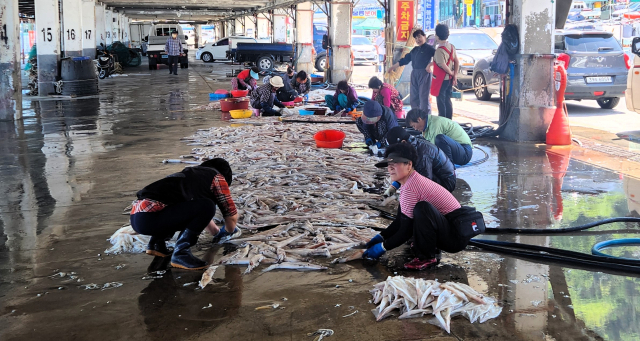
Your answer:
[325,81,360,114]
[385,126,457,194]
[231,66,260,92]
[250,76,292,117]
[165,30,184,75]
[431,24,459,120]
[368,76,404,117]
[356,100,398,148]
[130,158,240,270]
[406,108,473,166]
[363,143,485,270]
[291,70,311,96]
[388,29,436,114]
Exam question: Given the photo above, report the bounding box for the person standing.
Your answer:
[355,100,398,148]
[368,76,404,117]
[388,30,436,113]
[165,30,184,75]
[130,158,240,270]
[250,76,287,116]
[406,108,473,166]
[432,24,459,119]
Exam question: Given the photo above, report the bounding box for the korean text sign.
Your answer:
[397,0,414,42]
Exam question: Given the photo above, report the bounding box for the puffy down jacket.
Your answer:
[409,135,457,192]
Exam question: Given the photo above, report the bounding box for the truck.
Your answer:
[227,43,295,72]
[144,24,189,70]
[130,22,152,55]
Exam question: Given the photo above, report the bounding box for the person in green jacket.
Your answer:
[406,108,473,166]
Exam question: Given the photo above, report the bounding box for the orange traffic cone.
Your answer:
[547,65,572,145]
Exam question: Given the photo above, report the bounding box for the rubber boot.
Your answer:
[170,229,208,270]
[146,236,173,257]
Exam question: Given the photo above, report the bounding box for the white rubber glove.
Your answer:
[273,106,282,113]
[246,86,253,91]
[282,108,293,115]
[369,144,379,155]
[383,181,400,197]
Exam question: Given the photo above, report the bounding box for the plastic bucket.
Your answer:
[214,89,229,94]
[229,109,253,119]
[210,93,229,100]
[313,129,346,149]
[299,110,314,116]
[231,90,249,97]
[220,98,249,112]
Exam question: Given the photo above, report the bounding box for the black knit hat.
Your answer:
[200,158,233,185]
[386,126,411,145]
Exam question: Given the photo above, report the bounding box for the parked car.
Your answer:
[351,35,378,65]
[196,36,258,62]
[441,29,499,89]
[567,10,585,22]
[473,30,631,107]
[228,43,294,71]
[581,8,601,19]
[612,3,640,18]
[556,30,630,109]
[625,36,640,113]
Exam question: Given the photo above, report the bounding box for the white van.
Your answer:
[196,36,259,62]
[571,1,588,11]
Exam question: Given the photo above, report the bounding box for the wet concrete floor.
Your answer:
[1,61,639,341]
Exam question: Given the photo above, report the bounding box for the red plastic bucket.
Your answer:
[214,89,229,95]
[313,129,346,149]
[220,98,249,112]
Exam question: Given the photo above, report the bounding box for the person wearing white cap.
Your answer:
[231,66,260,92]
[250,76,288,116]
[355,101,398,148]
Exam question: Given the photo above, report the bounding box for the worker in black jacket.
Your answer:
[385,126,456,194]
[130,158,240,270]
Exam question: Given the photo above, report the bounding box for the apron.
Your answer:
[430,46,454,97]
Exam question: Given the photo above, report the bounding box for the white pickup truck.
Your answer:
[145,24,189,70]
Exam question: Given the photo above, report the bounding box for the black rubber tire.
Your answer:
[474,73,491,101]
[256,56,275,71]
[596,97,620,109]
[99,70,107,79]
[315,53,327,72]
[201,52,213,63]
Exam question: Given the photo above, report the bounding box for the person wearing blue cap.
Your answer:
[356,101,398,148]
[231,66,260,92]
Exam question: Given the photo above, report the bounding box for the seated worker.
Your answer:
[130,158,240,270]
[291,70,311,96]
[277,66,298,102]
[386,126,456,193]
[363,143,471,270]
[356,100,398,148]
[231,66,260,92]
[405,108,472,166]
[325,80,359,114]
[250,76,287,117]
[368,76,404,117]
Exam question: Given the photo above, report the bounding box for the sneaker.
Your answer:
[404,257,438,270]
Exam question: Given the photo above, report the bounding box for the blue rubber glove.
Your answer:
[365,234,384,249]
[363,243,386,259]
[391,181,401,189]
[365,138,374,146]
[375,141,383,149]
[335,105,343,112]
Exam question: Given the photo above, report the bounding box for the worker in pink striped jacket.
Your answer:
[363,142,477,270]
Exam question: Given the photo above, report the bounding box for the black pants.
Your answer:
[130,198,215,238]
[435,134,473,166]
[168,55,180,74]
[436,79,453,119]
[412,202,468,258]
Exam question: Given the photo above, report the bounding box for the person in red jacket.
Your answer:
[231,66,260,92]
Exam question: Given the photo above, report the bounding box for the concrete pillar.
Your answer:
[295,2,314,76]
[95,3,106,47]
[274,14,286,43]
[329,1,353,83]
[62,0,83,57]
[35,0,61,96]
[194,24,201,48]
[105,9,113,45]
[82,0,96,57]
[0,0,22,120]
[500,0,557,142]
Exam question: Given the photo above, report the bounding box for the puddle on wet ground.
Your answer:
[1,62,639,341]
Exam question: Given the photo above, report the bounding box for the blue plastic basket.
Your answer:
[299,110,314,116]
[210,93,229,100]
